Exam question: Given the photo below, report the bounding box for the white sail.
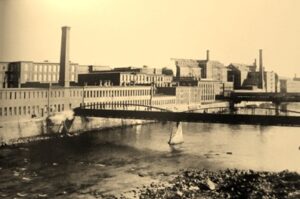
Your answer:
[168,122,184,145]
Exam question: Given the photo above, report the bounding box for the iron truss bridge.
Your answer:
[74,103,300,127]
[221,92,300,103]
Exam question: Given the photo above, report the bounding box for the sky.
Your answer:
[0,0,300,77]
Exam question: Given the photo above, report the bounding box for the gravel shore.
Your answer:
[136,169,300,199]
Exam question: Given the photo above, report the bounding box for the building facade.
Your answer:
[174,59,202,78]
[173,51,228,83]
[0,62,9,88]
[198,60,228,82]
[6,61,79,88]
[0,83,217,121]
[264,71,277,92]
[78,71,173,87]
[157,80,216,105]
[227,63,256,89]
[280,78,300,93]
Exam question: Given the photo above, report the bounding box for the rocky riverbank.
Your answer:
[136,169,300,199]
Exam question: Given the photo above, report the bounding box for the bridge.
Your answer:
[73,103,300,127]
[222,92,300,103]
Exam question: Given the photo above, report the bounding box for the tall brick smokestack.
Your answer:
[259,49,264,90]
[206,50,210,61]
[59,26,71,87]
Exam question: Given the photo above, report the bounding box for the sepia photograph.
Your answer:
[0,0,300,198]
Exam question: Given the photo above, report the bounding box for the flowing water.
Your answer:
[0,120,299,198]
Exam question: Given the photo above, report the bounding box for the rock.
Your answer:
[176,190,183,197]
[206,178,216,190]
[95,163,105,167]
[17,193,28,197]
[22,177,31,181]
[138,172,148,177]
[226,152,233,155]
[189,185,199,191]
[13,171,20,176]
[38,193,48,198]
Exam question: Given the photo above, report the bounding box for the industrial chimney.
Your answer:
[259,49,264,90]
[59,26,71,87]
[206,50,210,61]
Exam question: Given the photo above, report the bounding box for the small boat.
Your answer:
[168,122,184,145]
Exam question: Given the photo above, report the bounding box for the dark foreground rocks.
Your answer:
[139,169,300,199]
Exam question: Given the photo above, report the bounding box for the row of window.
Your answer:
[120,74,166,82]
[84,89,151,98]
[199,84,215,89]
[0,88,153,100]
[23,73,76,82]
[0,103,72,117]
[23,64,76,73]
[0,90,83,100]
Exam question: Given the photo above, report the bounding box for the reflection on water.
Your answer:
[0,121,300,198]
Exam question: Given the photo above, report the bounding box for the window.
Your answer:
[24,64,28,71]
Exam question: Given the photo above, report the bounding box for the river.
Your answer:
[0,120,299,198]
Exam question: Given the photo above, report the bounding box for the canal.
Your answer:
[0,121,299,198]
